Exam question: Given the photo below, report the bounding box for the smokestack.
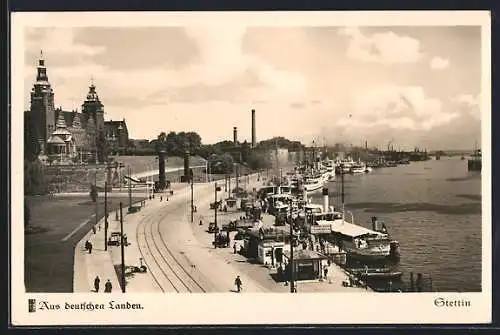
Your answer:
[251,109,256,148]
[233,127,238,144]
[322,188,329,212]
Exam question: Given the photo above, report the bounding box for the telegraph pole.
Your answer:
[289,197,295,293]
[94,171,98,227]
[190,169,194,223]
[119,202,126,293]
[104,181,108,251]
[214,182,219,246]
[128,166,132,209]
[341,163,345,224]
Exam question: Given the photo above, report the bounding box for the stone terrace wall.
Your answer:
[45,165,111,193]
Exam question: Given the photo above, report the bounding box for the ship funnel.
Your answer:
[322,188,329,212]
[371,216,378,231]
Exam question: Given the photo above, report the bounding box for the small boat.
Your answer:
[302,174,325,191]
[352,269,404,280]
[350,163,367,174]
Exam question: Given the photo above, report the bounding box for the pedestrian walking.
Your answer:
[233,243,237,254]
[104,279,112,293]
[92,226,96,234]
[323,267,329,279]
[98,223,101,231]
[87,241,93,254]
[94,276,100,292]
[234,275,242,293]
[199,219,203,226]
[160,196,163,202]
[85,240,90,252]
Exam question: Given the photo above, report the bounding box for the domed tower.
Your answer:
[29,50,55,153]
[81,78,105,131]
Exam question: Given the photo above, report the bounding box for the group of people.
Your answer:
[93,276,113,293]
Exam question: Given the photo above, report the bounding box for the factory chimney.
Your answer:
[251,109,256,148]
[233,127,238,144]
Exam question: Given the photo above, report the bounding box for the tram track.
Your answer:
[135,196,207,293]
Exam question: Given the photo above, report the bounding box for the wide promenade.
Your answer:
[74,174,368,293]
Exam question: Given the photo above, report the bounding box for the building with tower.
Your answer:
[27,50,56,153]
[25,51,131,164]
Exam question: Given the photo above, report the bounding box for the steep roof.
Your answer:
[55,109,76,129]
[47,135,65,144]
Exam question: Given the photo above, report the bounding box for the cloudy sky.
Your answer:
[24,25,482,150]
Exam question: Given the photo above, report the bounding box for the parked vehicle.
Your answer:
[208,222,219,233]
[213,230,230,248]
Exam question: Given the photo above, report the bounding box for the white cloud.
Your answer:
[430,56,450,69]
[25,26,308,111]
[25,28,105,56]
[452,93,479,106]
[336,85,458,131]
[338,27,423,64]
[452,93,481,120]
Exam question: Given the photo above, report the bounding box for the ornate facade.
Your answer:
[25,51,130,164]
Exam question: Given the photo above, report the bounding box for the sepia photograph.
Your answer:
[11,11,491,325]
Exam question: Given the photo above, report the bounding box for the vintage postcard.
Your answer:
[11,11,491,325]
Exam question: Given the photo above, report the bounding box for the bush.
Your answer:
[24,159,48,195]
[24,201,30,227]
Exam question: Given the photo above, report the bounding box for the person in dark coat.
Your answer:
[94,276,100,292]
[104,279,112,293]
[87,241,93,254]
[234,276,242,292]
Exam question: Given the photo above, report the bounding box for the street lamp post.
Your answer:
[94,170,98,228]
[119,202,126,293]
[190,169,194,223]
[128,166,132,209]
[104,181,108,251]
[289,197,295,293]
[341,163,345,224]
[214,182,220,246]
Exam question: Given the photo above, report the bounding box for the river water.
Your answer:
[310,157,482,292]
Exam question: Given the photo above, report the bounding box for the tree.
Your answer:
[24,129,41,162]
[185,132,202,154]
[24,159,48,195]
[96,130,109,163]
[210,153,234,174]
[85,116,97,162]
[155,132,167,154]
[24,200,30,228]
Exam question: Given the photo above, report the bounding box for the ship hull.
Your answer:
[468,159,481,171]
